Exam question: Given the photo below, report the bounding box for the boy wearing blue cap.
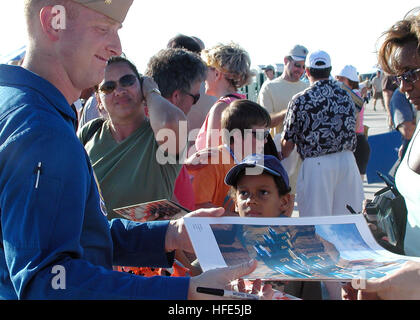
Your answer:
[225,154,294,218]
[224,154,323,300]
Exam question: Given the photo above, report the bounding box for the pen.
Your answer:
[196,287,260,300]
[35,162,42,189]
[346,204,357,215]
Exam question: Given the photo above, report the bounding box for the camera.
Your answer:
[365,188,398,245]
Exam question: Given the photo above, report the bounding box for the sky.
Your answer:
[1,1,419,75]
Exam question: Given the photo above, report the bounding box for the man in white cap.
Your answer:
[257,44,309,206]
[0,0,265,300]
[281,50,364,300]
[281,51,364,218]
[336,65,371,180]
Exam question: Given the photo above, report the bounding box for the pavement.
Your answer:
[291,98,390,217]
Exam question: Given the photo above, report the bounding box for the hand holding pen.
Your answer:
[188,260,274,300]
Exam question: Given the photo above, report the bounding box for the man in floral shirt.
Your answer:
[281,50,364,219]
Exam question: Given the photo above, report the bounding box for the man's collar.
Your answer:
[0,64,77,122]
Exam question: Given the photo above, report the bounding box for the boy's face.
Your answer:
[234,173,293,218]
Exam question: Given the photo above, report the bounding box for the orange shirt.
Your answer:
[187,146,236,211]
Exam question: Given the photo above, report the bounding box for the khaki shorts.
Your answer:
[374,91,383,100]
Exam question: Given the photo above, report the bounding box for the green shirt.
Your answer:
[79,119,182,220]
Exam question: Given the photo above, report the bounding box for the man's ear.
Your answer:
[214,68,224,81]
[168,90,181,106]
[305,68,311,78]
[39,6,65,41]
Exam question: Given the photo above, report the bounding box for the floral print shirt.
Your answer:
[283,79,357,160]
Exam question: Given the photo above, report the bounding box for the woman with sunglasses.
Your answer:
[341,7,420,301]
[375,7,420,258]
[193,43,254,153]
[78,56,186,220]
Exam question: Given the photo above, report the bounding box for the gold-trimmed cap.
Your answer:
[72,0,134,23]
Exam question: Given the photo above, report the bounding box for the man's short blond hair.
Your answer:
[24,0,77,33]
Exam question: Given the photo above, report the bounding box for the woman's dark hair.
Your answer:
[377,7,420,75]
[107,56,142,81]
[94,56,142,92]
[167,34,202,54]
[347,79,359,90]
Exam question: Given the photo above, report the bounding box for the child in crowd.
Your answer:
[193,43,254,153]
[224,154,322,300]
[225,154,294,218]
[187,99,271,214]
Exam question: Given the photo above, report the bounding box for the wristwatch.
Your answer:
[148,88,161,96]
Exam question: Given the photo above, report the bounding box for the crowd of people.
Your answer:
[0,0,419,300]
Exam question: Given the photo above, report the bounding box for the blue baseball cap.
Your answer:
[224,154,290,189]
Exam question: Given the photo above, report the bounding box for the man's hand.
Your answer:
[342,261,420,300]
[188,260,274,300]
[164,207,225,253]
[360,261,420,300]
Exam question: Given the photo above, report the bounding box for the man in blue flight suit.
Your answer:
[0,0,260,300]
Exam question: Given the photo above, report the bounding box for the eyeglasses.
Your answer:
[395,68,420,86]
[288,57,305,70]
[251,129,270,141]
[99,74,138,95]
[184,91,201,105]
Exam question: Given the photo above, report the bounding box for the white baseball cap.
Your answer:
[337,65,359,82]
[306,50,331,69]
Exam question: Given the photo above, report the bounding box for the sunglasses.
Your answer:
[184,91,201,105]
[288,57,305,70]
[395,68,420,86]
[293,62,305,70]
[251,129,270,141]
[99,74,138,95]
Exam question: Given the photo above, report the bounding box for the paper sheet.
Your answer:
[185,215,420,281]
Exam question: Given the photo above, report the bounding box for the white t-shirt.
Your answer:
[257,77,308,135]
[396,123,420,257]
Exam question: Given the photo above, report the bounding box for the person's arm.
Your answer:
[270,109,287,129]
[383,89,394,127]
[0,122,189,300]
[164,208,275,300]
[205,101,229,148]
[397,121,416,140]
[279,100,298,159]
[280,139,295,159]
[391,89,416,138]
[142,77,187,156]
